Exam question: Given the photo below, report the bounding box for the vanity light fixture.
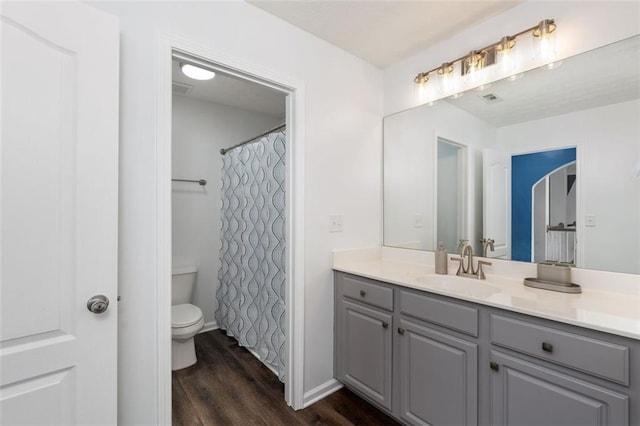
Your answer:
[414,19,557,87]
[180,63,216,81]
[463,50,485,75]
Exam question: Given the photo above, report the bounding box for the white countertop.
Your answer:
[333,247,640,340]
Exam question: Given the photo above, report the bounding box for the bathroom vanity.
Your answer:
[333,249,640,425]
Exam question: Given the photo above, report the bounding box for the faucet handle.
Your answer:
[457,239,469,254]
[476,260,492,280]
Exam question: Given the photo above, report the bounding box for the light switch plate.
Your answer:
[414,214,423,228]
[329,215,343,233]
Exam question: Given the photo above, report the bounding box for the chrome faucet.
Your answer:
[451,242,492,280]
[481,238,495,257]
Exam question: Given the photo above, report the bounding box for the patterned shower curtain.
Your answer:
[215,129,286,380]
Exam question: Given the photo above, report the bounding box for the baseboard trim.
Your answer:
[302,379,343,408]
[200,321,219,334]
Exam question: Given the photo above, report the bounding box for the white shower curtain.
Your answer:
[215,129,286,380]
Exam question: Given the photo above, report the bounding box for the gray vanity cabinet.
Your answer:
[489,351,628,425]
[334,271,638,425]
[398,318,478,425]
[335,275,393,411]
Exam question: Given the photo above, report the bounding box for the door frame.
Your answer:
[155,33,306,423]
[433,134,469,252]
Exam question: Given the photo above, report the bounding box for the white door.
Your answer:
[1,2,119,424]
[483,149,511,259]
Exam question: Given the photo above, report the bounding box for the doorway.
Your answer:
[157,36,306,423]
[532,162,577,264]
[436,138,468,253]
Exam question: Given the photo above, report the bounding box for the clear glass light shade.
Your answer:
[533,20,557,61]
[181,63,216,80]
[493,35,516,74]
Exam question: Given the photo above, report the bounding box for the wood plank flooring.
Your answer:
[172,330,400,425]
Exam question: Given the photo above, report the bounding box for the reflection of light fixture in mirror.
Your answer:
[544,60,563,70]
[496,35,517,72]
[180,63,216,80]
[533,19,557,61]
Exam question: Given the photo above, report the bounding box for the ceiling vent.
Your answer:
[172,81,193,95]
[480,93,503,104]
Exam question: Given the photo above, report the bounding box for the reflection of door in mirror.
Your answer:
[483,149,511,258]
[437,138,467,253]
[532,163,577,264]
[512,147,577,263]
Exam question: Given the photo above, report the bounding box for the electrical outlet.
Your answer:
[329,215,343,233]
[414,214,424,228]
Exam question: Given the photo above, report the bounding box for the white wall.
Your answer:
[90,1,382,424]
[497,99,640,274]
[172,96,283,327]
[384,1,640,115]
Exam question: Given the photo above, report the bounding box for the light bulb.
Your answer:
[180,63,216,81]
[533,19,557,61]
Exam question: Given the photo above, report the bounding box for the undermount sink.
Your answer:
[416,274,501,299]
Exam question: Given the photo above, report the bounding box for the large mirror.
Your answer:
[384,35,640,275]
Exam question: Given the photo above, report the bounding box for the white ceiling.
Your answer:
[447,35,640,127]
[247,0,523,68]
[173,1,524,114]
[172,61,286,119]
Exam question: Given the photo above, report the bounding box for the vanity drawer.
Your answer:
[342,275,393,311]
[399,290,478,337]
[491,314,629,385]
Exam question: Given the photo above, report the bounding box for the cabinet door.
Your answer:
[490,351,628,426]
[338,300,392,411]
[398,319,478,425]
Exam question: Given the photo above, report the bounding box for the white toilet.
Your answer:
[172,266,205,371]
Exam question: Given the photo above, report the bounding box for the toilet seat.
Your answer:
[172,303,203,328]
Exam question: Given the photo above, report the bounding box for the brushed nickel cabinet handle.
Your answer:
[542,342,554,353]
[382,322,389,329]
[490,362,499,372]
[360,290,366,297]
[398,327,405,335]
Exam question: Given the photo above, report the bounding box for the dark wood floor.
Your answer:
[173,329,399,425]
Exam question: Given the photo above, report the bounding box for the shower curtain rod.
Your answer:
[220,123,285,155]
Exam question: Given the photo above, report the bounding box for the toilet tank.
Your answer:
[172,266,197,305]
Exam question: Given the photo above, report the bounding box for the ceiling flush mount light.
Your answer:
[413,19,557,87]
[180,63,216,81]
